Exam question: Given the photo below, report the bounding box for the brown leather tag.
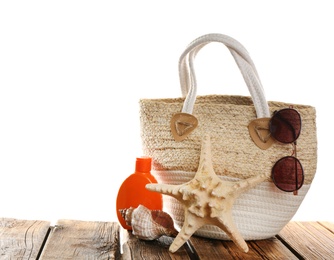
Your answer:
[248,118,274,150]
[171,113,198,142]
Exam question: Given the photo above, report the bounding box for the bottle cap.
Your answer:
[135,156,152,173]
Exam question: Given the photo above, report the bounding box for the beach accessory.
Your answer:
[147,135,268,253]
[269,108,304,194]
[140,34,317,243]
[116,157,162,230]
[119,205,178,241]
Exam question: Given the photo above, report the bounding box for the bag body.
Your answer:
[139,34,317,240]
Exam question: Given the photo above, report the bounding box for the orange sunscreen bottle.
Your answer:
[116,157,162,230]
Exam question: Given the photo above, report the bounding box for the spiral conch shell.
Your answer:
[119,205,178,240]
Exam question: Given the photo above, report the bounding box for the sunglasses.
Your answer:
[269,108,304,195]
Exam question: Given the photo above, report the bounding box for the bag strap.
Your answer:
[178,34,270,118]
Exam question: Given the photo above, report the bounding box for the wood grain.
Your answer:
[249,238,298,259]
[0,218,50,260]
[39,219,120,260]
[188,235,256,259]
[277,221,334,259]
[319,221,334,234]
[1,219,333,259]
[121,230,191,260]
[188,235,298,260]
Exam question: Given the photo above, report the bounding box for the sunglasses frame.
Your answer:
[269,108,304,195]
[271,154,304,194]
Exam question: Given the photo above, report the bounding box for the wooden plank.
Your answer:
[277,221,334,259]
[188,235,298,259]
[40,220,120,259]
[249,238,298,259]
[0,218,50,260]
[121,230,192,260]
[319,221,334,233]
[188,235,256,259]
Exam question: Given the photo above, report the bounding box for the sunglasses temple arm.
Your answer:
[293,142,298,196]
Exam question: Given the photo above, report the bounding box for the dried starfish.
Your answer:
[146,135,269,253]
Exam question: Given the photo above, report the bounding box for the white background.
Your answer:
[1,1,333,225]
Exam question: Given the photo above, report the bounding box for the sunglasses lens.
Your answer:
[270,109,301,143]
[272,156,304,192]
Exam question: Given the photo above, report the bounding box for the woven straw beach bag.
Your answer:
[139,34,317,240]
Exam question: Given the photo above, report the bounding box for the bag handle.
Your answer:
[178,34,270,118]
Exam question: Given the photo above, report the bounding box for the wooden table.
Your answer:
[0,218,333,259]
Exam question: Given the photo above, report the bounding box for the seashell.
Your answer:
[119,204,178,240]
